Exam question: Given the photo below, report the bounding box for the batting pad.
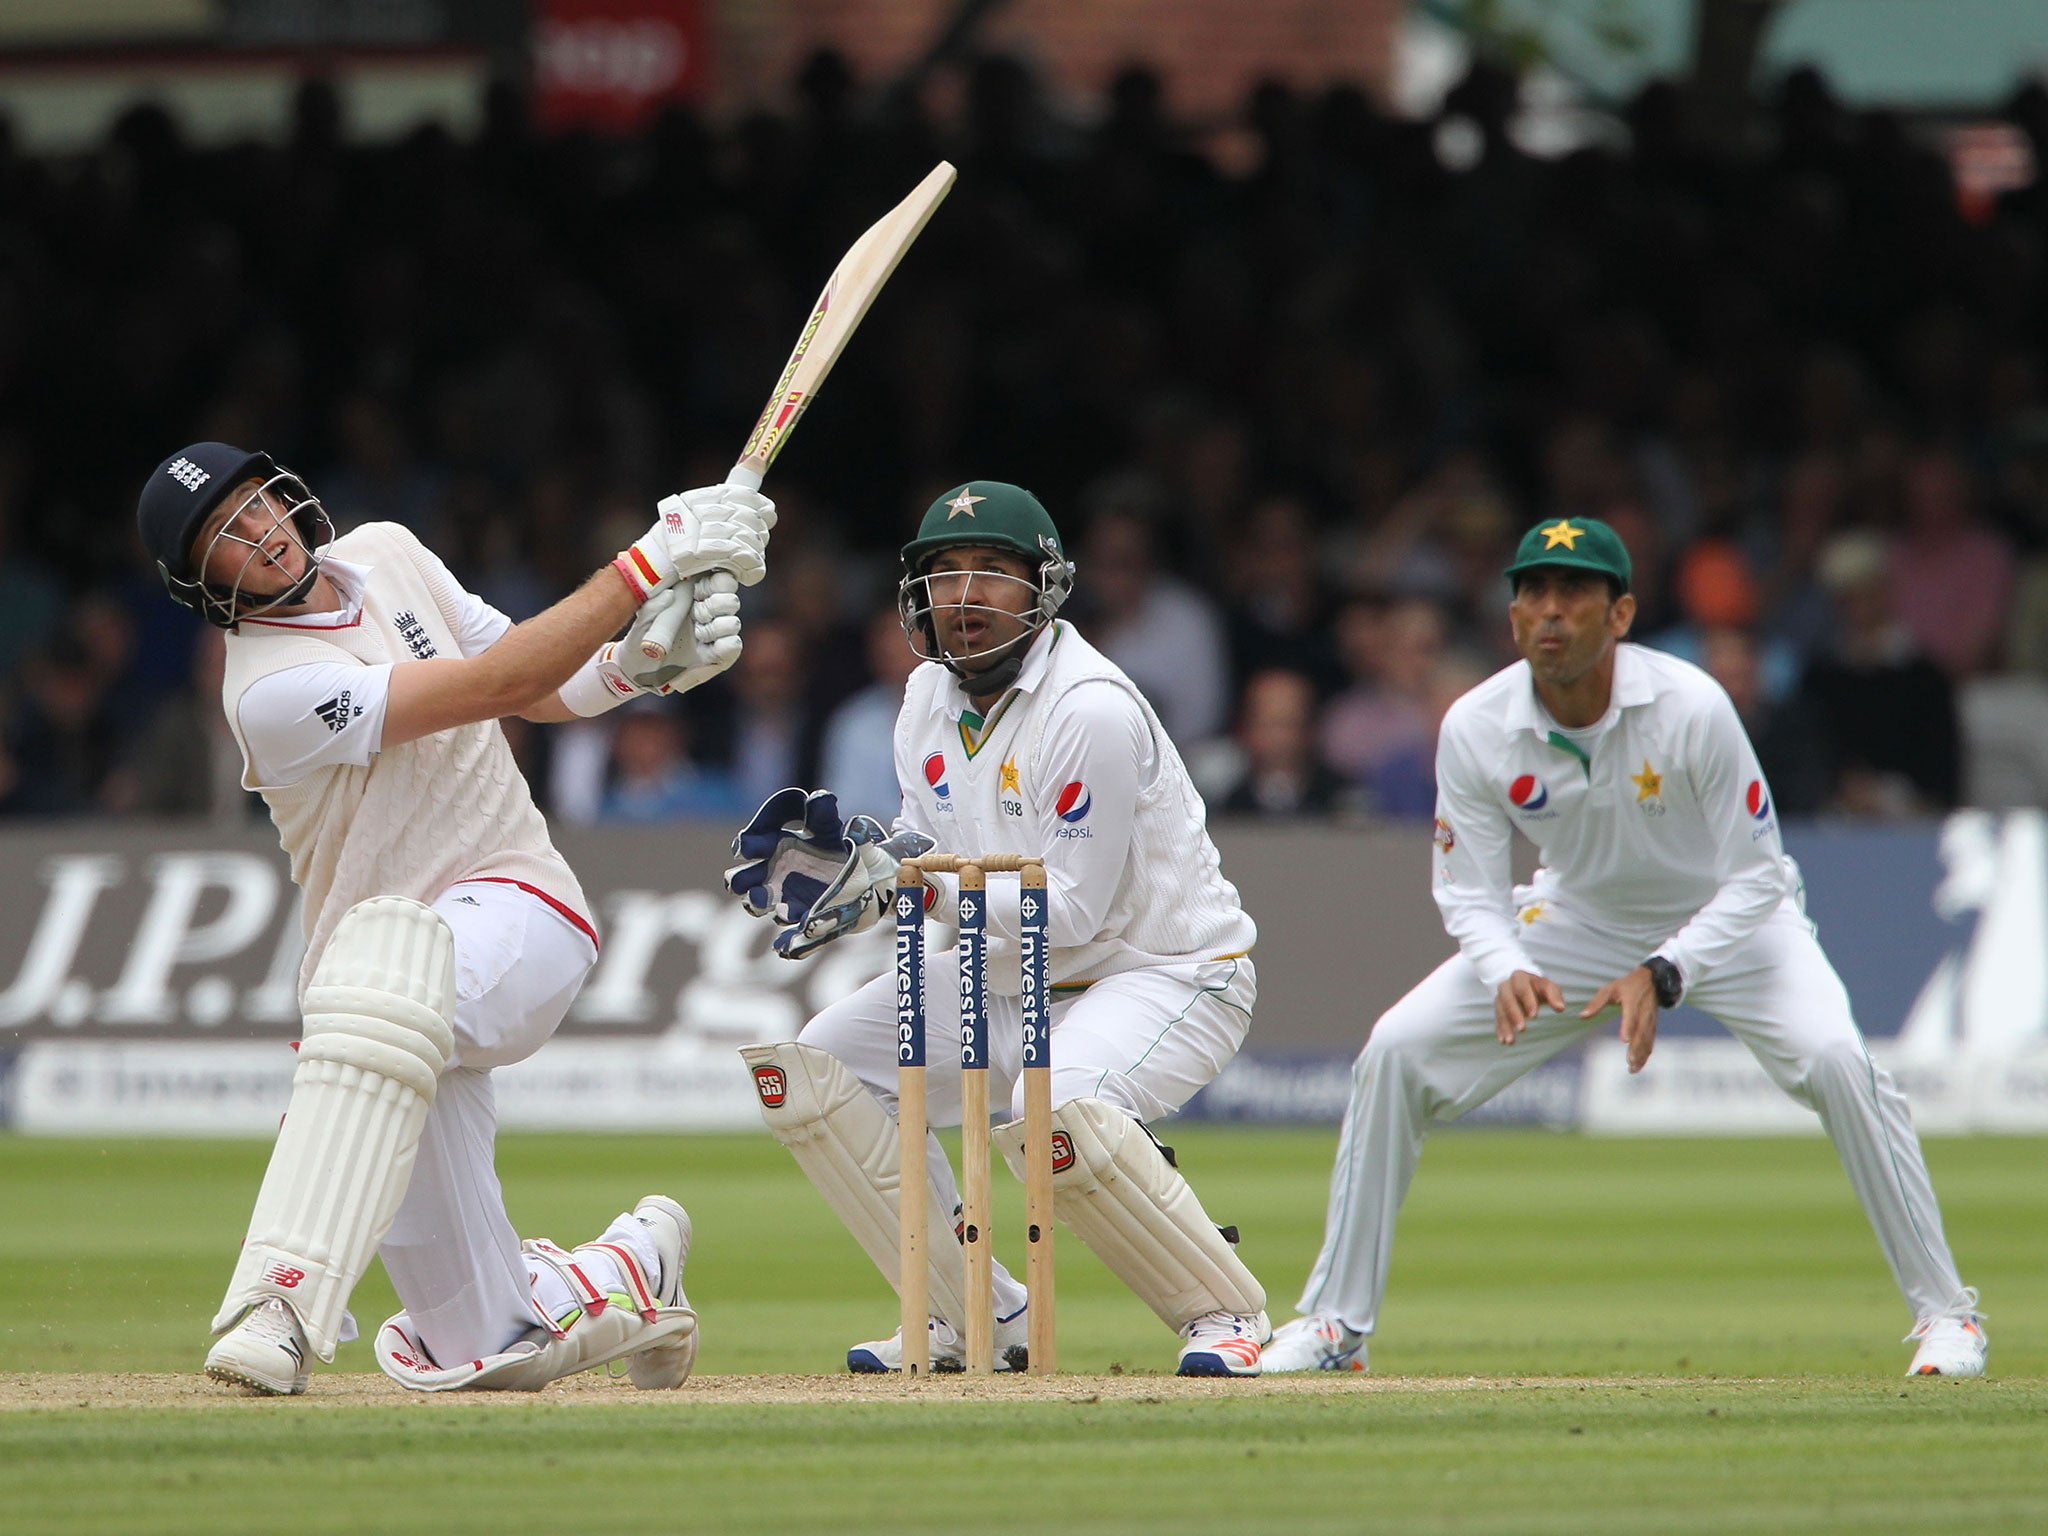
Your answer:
[739,1042,970,1328]
[213,896,456,1360]
[374,1238,697,1392]
[993,1097,1265,1331]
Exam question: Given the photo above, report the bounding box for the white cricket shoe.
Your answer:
[205,1297,311,1396]
[1175,1310,1268,1377]
[1906,1289,1988,1378]
[1261,1314,1368,1374]
[623,1195,697,1389]
[847,1307,1031,1374]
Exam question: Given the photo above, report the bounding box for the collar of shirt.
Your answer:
[925,621,1061,723]
[239,553,371,630]
[1500,640,1657,740]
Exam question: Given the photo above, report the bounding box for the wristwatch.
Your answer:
[1643,956,1683,1009]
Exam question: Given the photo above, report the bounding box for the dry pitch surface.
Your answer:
[1,1370,1713,1410]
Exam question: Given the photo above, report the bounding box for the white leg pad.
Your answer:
[994,1096,1265,1332]
[374,1237,696,1392]
[213,896,456,1360]
[739,1042,970,1328]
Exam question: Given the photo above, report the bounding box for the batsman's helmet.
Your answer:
[137,442,332,629]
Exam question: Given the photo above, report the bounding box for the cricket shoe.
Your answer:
[1906,1289,1988,1378]
[205,1297,311,1396]
[1175,1310,1269,1377]
[622,1196,697,1389]
[847,1307,1031,1374]
[1260,1314,1368,1374]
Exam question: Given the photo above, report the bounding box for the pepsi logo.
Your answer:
[752,1065,788,1108]
[1055,781,1091,822]
[1746,779,1771,821]
[1509,774,1549,811]
[924,752,949,798]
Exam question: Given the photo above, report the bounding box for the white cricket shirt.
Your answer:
[892,621,1255,993]
[1430,642,1796,991]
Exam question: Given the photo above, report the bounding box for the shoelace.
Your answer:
[244,1300,303,1347]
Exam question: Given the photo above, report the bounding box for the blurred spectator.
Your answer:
[1698,626,1829,817]
[1074,507,1229,746]
[598,704,748,822]
[1219,493,1341,693]
[1800,531,1960,815]
[726,619,819,809]
[1215,669,1351,817]
[819,605,918,820]
[103,627,260,822]
[1644,538,1801,702]
[1322,595,1444,789]
[1890,445,2017,679]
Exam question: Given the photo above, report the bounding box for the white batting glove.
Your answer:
[614,488,776,601]
[562,576,744,715]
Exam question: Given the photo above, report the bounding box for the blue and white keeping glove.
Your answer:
[724,788,854,922]
[773,815,935,960]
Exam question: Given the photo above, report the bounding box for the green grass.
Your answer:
[3,1130,2044,1533]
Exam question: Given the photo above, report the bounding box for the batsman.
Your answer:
[731,483,1269,1375]
[136,440,774,1394]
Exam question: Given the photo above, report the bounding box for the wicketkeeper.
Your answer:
[136,441,774,1393]
[729,482,1270,1375]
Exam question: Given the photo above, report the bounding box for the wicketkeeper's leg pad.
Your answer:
[213,896,457,1360]
[738,1042,970,1328]
[993,1096,1265,1332]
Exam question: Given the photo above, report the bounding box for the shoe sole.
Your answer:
[1175,1355,1261,1378]
[204,1361,306,1396]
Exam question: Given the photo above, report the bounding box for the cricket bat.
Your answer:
[639,160,957,661]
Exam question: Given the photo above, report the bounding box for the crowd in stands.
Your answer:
[4,51,2048,826]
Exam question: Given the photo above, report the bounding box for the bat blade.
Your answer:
[639,161,956,663]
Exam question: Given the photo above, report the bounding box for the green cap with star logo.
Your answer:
[901,481,1065,574]
[1503,517,1632,592]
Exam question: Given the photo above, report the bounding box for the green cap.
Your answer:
[1503,517,1632,592]
[902,481,1064,573]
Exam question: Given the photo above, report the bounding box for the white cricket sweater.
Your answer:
[220,522,593,993]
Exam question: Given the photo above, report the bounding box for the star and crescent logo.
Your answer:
[999,756,1021,794]
[1539,520,1583,549]
[946,489,986,519]
[1631,760,1663,802]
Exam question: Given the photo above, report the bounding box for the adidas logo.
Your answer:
[167,457,210,492]
[313,692,360,733]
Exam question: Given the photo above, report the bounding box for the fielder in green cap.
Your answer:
[1262,509,1985,1378]
[723,477,1275,1378]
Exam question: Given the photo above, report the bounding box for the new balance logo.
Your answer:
[166,457,210,492]
[261,1263,306,1289]
[313,692,361,733]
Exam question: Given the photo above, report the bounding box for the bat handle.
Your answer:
[637,588,690,663]
[725,461,765,492]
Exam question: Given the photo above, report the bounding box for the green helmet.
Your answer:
[902,481,1068,575]
[898,481,1076,682]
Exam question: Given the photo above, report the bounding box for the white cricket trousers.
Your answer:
[375,881,596,1363]
[1298,898,1969,1335]
[802,954,1256,1322]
